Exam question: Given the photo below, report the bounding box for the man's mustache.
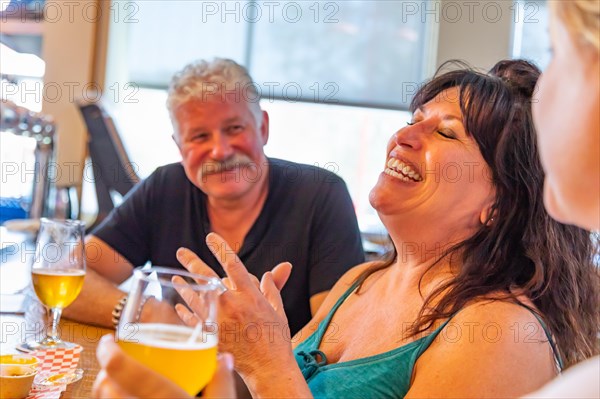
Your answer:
[200,154,256,175]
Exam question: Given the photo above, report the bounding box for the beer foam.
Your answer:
[31,269,86,276]
[124,323,218,349]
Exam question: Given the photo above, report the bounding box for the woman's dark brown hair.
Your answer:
[357,59,599,367]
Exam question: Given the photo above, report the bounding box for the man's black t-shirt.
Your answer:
[93,158,365,334]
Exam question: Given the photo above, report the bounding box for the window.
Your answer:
[249,1,427,108]
[126,1,248,87]
[512,0,551,70]
[123,0,431,108]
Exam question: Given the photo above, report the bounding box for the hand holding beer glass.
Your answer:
[23,218,86,350]
[116,268,225,396]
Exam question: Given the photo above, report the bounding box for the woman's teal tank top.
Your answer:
[294,281,562,398]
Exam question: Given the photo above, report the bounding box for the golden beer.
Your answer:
[31,269,86,309]
[118,323,218,395]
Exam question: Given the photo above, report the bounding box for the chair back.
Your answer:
[77,101,139,230]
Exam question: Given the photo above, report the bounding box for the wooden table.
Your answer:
[1,231,112,398]
[1,312,112,398]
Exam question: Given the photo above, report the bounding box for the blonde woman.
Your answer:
[527,1,600,397]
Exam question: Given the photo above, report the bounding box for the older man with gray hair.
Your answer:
[65,58,364,337]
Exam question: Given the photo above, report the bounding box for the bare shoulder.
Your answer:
[420,299,557,360]
[451,298,550,336]
[406,299,558,398]
[439,298,558,362]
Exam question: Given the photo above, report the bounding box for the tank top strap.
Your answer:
[412,314,459,359]
[513,302,564,370]
[312,280,361,346]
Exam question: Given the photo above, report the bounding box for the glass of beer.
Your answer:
[116,267,225,396]
[24,218,86,350]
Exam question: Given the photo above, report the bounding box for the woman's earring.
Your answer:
[480,209,496,226]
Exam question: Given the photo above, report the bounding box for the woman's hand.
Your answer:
[92,334,236,398]
[175,233,295,377]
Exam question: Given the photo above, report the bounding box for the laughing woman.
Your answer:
[172,59,599,398]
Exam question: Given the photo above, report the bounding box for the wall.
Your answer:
[41,0,105,188]
[436,0,514,70]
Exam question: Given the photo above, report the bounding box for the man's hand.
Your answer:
[92,334,236,398]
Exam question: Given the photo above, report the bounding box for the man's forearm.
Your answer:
[62,268,126,328]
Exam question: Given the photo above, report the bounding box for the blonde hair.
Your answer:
[550,0,600,52]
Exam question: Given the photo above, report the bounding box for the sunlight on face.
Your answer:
[533,13,600,230]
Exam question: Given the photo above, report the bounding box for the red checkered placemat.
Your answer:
[26,345,83,399]
[33,346,82,375]
[27,386,63,399]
